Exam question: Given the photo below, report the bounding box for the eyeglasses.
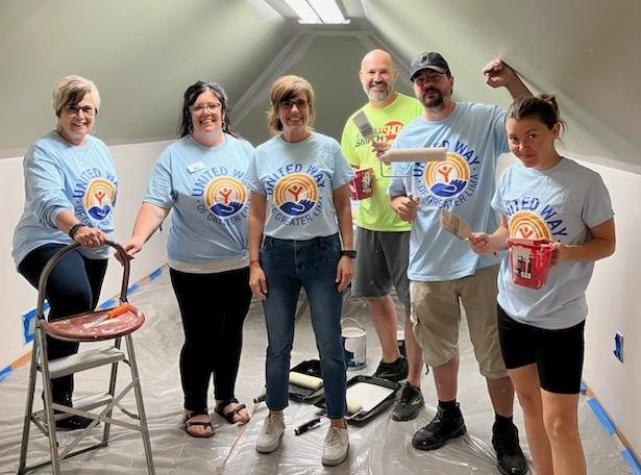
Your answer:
[279,100,309,110]
[64,104,96,116]
[190,102,222,113]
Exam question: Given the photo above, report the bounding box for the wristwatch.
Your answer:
[340,250,357,259]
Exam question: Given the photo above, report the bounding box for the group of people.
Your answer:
[12,46,615,474]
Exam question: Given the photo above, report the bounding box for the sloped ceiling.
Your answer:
[1,0,639,171]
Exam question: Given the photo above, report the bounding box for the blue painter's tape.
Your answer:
[21,309,37,344]
[99,298,116,310]
[0,366,12,382]
[587,398,616,435]
[148,267,163,281]
[622,449,641,475]
[127,283,140,294]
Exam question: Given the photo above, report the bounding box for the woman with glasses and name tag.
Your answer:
[12,75,118,430]
[247,75,355,466]
[121,81,253,438]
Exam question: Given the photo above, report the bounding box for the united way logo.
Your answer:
[423,152,469,198]
[83,178,116,221]
[204,177,247,218]
[273,173,318,216]
[509,211,552,240]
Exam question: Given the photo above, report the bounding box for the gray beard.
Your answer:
[365,87,390,104]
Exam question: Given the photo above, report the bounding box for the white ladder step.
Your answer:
[44,347,125,379]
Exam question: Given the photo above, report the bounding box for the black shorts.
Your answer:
[497,305,585,394]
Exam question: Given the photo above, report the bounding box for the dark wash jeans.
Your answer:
[18,243,107,404]
[260,233,347,419]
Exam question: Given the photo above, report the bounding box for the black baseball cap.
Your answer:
[409,51,451,81]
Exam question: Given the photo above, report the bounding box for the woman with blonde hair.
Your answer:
[12,75,118,430]
[247,75,355,466]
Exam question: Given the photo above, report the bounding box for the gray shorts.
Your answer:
[351,227,410,306]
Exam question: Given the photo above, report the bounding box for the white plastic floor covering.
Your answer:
[0,272,630,474]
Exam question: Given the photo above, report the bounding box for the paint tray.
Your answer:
[316,375,400,427]
[288,359,325,404]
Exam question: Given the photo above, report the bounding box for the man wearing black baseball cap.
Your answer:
[388,52,531,475]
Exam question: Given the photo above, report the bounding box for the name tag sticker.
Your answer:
[187,161,205,174]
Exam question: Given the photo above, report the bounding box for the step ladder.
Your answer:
[17,241,155,474]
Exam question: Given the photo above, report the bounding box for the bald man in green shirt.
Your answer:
[341,49,425,421]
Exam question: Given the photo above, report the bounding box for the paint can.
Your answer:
[507,239,554,289]
[348,168,374,200]
[341,318,366,370]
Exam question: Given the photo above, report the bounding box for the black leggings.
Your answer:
[169,267,252,413]
[18,244,107,403]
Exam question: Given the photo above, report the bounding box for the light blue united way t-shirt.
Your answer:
[12,131,118,266]
[144,134,253,264]
[388,102,506,281]
[247,132,354,240]
[492,158,614,330]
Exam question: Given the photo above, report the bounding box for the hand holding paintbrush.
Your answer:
[440,209,497,255]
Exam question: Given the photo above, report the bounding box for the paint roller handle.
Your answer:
[294,417,322,436]
[253,387,267,404]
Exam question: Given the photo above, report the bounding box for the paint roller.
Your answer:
[289,371,323,391]
[379,147,447,197]
[253,371,323,404]
[381,147,448,163]
[294,396,364,436]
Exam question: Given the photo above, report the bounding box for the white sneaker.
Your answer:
[256,412,285,454]
[321,426,349,466]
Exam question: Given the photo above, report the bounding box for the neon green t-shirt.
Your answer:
[341,93,423,231]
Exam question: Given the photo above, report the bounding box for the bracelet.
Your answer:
[68,223,87,239]
[249,258,260,266]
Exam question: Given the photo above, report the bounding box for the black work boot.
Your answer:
[492,420,528,475]
[412,402,466,451]
[392,382,424,421]
[372,356,408,382]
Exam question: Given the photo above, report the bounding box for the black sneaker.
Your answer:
[492,421,528,475]
[412,403,466,451]
[372,356,408,382]
[392,383,424,421]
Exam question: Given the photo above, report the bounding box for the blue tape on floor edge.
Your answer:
[127,283,140,294]
[0,366,12,382]
[587,397,616,435]
[622,449,641,475]
[148,267,163,281]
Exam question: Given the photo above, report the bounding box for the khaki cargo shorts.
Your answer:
[410,265,507,379]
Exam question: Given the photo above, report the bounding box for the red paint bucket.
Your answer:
[507,239,554,289]
[349,167,374,200]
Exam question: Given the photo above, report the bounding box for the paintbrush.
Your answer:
[439,209,472,240]
[83,303,131,328]
[440,209,497,255]
[352,110,374,140]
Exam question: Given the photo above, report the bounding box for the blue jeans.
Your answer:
[260,233,347,419]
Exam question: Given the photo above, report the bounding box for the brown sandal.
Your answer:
[183,412,215,438]
[214,398,250,425]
